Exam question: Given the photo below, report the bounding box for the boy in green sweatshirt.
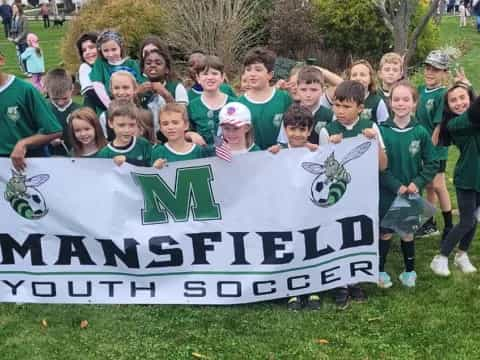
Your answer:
[415,50,452,238]
[325,80,387,308]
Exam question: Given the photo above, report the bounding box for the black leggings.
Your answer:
[441,188,480,256]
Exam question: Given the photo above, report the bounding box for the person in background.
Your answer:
[8,3,28,74]
[20,33,45,92]
[40,2,50,29]
[0,0,12,39]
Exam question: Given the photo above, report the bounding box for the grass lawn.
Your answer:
[1,16,480,360]
[0,21,65,75]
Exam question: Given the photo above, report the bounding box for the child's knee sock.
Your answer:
[442,210,453,229]
[379,240,391,272]
[401,240,415,272]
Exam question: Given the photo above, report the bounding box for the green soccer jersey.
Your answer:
[97,136,152,166]
[446,111,480,192]
[416,85,448,160]
[0,76,62,156]
[187,83,237,102]
[89,58,144,96]
[309,104,334,144]
[379,118,438,217]
[150,143,208,164]
[49,101,81,156]
[377,87,393,116]
[238,89,292,150]
[361,92,389,124]
[325,117,374,138]
[188,94,236,145]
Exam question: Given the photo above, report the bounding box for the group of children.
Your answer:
[1,27,479,311]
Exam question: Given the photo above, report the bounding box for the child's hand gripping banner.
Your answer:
[0,136,379,304]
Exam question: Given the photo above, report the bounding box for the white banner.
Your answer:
[0,136,378,304]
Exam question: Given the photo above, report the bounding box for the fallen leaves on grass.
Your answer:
[314,339,329,345]
[40,319,48,328]
[192,352,208,359]
[80,320,89,329]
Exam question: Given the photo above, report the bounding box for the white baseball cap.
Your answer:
[219,102,252,127]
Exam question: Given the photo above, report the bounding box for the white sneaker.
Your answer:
[454,252,477,273]
[430,255,450,277]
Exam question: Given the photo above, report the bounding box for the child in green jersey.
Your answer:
[76,32,103,111]
[186,50,236,102]
[415,50,452,238]
[139,47,188,110]
[98,71,138,141]
[278,66,335,145]
[187,55,236,146]
[239,47,292,150]
[269,103,318,153]
[89,30,143,109]
[378,80,438,289]
[44,68,80,156]
[218,102,260,154]
[0,49,62,170]
[377,52,404,104]
[347,60,389,124]
[319,81,387,170]
[430,82,479,277]
[151,103,208,168]
[323,80,387,308]
[67,107,107,157]
[97,100,151,167]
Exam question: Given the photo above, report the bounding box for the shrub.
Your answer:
[312,0,439,70]
[60,0,169,73]
[167,0,263,76]
[268,0,322,59]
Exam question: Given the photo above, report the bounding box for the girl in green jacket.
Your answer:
[431,82,480,277]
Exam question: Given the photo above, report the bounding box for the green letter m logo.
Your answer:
[132,165,221,224]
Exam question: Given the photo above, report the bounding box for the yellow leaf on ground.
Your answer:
[192,352,208,359]
[314,339,329,345]
[40,319,48,328]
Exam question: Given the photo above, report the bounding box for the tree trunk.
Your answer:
[404,0,440,66]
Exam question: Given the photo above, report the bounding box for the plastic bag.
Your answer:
[381,193,436,237]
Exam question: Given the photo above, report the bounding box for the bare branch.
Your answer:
[371,0,394,32]
[405,0,441,64]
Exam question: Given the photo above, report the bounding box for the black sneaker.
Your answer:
[306,294,321,310]
[334,288,349,310]
[416,222,440,238]
[287,296,303,311]
[349,285,367,302]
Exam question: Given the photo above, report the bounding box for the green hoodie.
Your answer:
[446,109,480,192]
[379,117,438,217]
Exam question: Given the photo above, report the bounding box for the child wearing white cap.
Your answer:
[219,102,260,154]
[415,50,453,239]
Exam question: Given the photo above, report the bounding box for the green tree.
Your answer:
[373,0,441,65]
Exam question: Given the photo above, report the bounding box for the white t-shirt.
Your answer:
[78,63,93,95]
